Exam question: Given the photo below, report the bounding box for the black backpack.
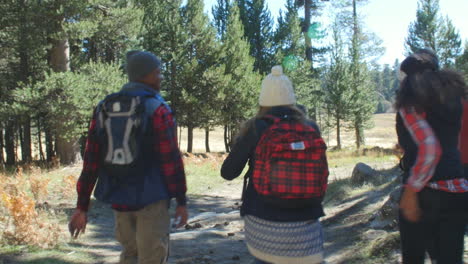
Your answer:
[96,90,161,182]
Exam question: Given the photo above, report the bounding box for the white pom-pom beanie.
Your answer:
[259,65,296,107]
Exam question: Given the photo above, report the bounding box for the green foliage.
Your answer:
[322,23,353,148]
[212,0,231,39]
[274,0,304,61]
[371,63,399,114]
[222,3,260,117]
[14,62,126,140]
[236,0,275,74]
[456,43,468,81]
[177,0,227,131]
[405,0,462,67]
[72,1,144,65]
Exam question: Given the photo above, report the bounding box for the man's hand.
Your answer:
[399,187,421,222]
[174,205,188,228]
[69,208,87,239]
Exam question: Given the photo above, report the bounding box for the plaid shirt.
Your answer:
[76,101,187,212]
[399,108,468,193]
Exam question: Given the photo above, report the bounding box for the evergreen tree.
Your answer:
[212,0,231,39]
[221,3,260,151]
[294,0,328,67]
[323,22,353,149]
[15,62,126,149]
[136,0,187,117]
[236,0,274,74]
[178,0,226,152]
[405,0,462,67]
[77,1,143,65]
[0,0,52,164]
[340,0,377,148]
[456,43,468,81]
[274,0,303,65]
[437,16,463,67]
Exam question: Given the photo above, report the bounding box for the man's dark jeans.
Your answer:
[399,188,467,264]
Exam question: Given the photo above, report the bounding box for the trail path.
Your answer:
[68,161,400,264]
[2,161,428,264]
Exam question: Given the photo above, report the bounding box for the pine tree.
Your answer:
[405,0,462,67]
[212,0,231,39]
[295,0,328,68]
[274,0,303,65]
[221,3,260,151]
[77,1,143,65]
[178,0,226,152]
[336,0,377,148]
[323,22,353,149]
[456,43,468,81]
[236,0,274,74]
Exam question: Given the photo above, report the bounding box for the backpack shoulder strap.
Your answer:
[143,95,163,117]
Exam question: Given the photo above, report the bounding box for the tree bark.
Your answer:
[336,117,341,150]
[5,121,16,165]
[45,125,55,162]
[187,126,194,153]
[0,123,4,164]
[50,38,81,164]
[37,119,45,161]
[304,0,312,63]
[17,0,32,163]
[21,118,32,162]
[205,128,210,153]
[224,125,230,152]
[355,119,364,149]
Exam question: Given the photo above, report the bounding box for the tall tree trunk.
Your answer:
[304,0,312,63]
[5,121,16,165]
[50,38,80,164]
[21,118,32,162]
[178,126,182,148]
[355,119,364,149]
[45,125,54,162]
[18,0,32,163]
[336,117,341,150]
[205,128,210,153]
[0,124,4,164]
[187,126,194,153]
[37,119,45,162]
[224,125,230,152]
[351,0,365,149]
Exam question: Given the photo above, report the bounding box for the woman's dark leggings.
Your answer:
[399,188,467,264]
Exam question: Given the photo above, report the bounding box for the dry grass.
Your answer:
[0,168,62,249]
[178,113,398,152]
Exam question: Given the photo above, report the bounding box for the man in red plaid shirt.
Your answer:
[69,51,188,264]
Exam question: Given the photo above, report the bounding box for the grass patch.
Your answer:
[327,146,398,168]
[185,160,243,195]
[345,231,400,263]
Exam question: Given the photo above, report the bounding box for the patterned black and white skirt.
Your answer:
[244,215,324,264]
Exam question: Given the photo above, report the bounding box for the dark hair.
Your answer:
[395,49,467,111]
[235,105,306,142]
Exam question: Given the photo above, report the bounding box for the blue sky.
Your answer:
[203,0,468,66]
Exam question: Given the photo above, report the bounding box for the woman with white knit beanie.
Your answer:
[221,66,328,264]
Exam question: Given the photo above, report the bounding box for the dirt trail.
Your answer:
[71,162,400,264]
[2,162,404,264]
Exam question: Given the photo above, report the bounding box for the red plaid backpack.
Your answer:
[252,115,329,208]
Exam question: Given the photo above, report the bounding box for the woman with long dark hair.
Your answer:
[395,49,468,264]
[221,66,328,264]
